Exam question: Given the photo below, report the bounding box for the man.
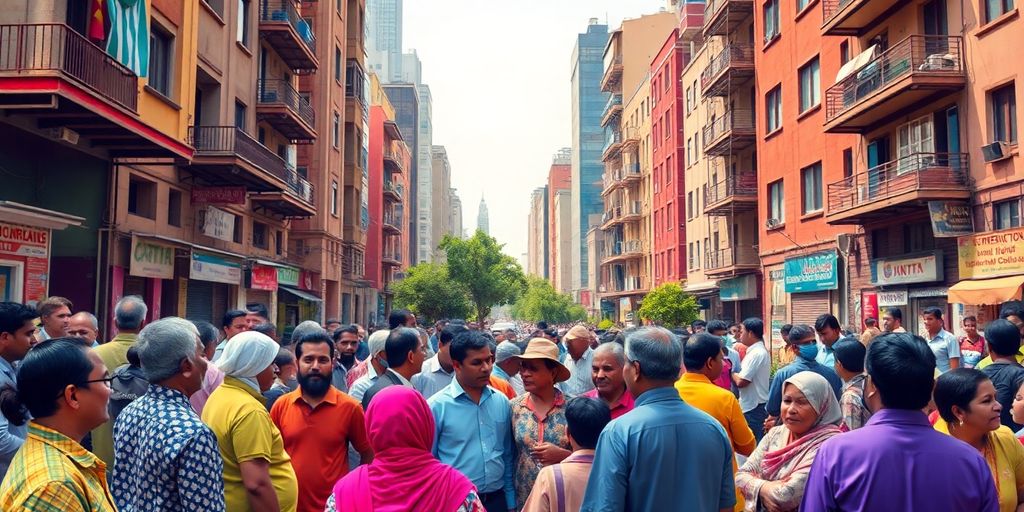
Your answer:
[861,317,882,345]
[323,318,342,333]
[413,324,466,399]
[429,331,516,512]
[922,306,960,373]
[765,324,843,430]
[361,327,425,409]
[67,311,101,347]
[354,324,369,361]
[348,329,390,402]
[801,333,999,511]
[727,323,741,347]
[691,319,707,334]
[0,302,37,480]
[34,296,72,341]
[251,322,278,343]
[833,338,871,431]
[330,324,360,392]
[388,308,416,329]
[245,303,269,328]
[428,319,449,353]
[523,397,611,512]
[112,317,224,512]
[560,325,596,395]
[190,320,224,415]
[213,309,248,361]
[582,342,635,419]
[732,317,771,442]
[882,307,907,333]
[813,314,844,367]
[492,341,524,396]
[707,320,742,391]
[271,332,373,512]
[978,301,1024,369]
[92,294,147,466]
[291,320,326,346]
[263,348,298,411]
[980,319,1024,430]
[581,327,735,512]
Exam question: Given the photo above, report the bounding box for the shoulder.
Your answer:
[510,393,530,407]
[333,389,363,409]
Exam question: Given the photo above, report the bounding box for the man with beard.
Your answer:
[331,324,361,392]
[271,332,373,512]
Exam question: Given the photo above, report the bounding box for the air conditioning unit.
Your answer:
[983,141,1011,163]
[765,218,782,229]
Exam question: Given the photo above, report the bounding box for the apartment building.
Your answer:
[527,187,548,278]
[430,145,454,261]
[548,150,572,286]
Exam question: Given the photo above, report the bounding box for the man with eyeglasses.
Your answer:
[762,324,843,432]
[0,302,38,480]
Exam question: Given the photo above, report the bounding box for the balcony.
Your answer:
[251,165,316,218]
[603,239,645,265]
[705,247,760,277]
[600,55,623,92]
[679,1,706,39]
[601,170,622,196]
[259,0,318,73]
[703,0,754,37]
[702,109,756,156]
[382,248,402,267]
[600,201,644,230]
[704,172,758,215]
[383,212,402,234]
[601,93,624,127]
[621,127,641,151]
[825,152,970,225]
[599,276,648,298]
[383,147,405,174]
[701,45,755,98]
[621,161,642,183]
[0,24,191,159]
[824,35,965,133]
[602,130,623,161]
[257,79,316,143]
[383,180,404,203]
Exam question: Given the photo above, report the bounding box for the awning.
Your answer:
[0,201,85,231]
[684,280,720,294]
[134,233,246,261]
[948,275,1024,305]
[836,45,877,82]
[279,285,321,303]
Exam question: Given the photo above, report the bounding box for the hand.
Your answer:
[763,416,777,432]
[530,443,570,466]
[758,481,789,512]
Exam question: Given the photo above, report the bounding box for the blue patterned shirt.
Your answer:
[112,384,225,512]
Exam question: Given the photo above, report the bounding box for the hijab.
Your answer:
[215,331,278,393]
[332,386,475,512]
[760,371,842,480]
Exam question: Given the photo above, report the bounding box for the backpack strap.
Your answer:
[553,464,566,512]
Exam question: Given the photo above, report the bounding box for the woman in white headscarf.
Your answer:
[201,331,299,512]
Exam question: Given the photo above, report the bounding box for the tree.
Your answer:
[637,282,700,328]
[391,262,471,323]
[440,230,527,322]
[512,276,587,324]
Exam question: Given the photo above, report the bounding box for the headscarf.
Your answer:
[332,386,475,512]
[760,371,842,480]
[215,331,278,393]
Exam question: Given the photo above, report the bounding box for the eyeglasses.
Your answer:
[54,376,115,399]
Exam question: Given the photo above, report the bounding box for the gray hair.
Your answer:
[114,295,148,330]
[137,317,200,383]
[70,312,99,331]
[595,341,626,366]
[624,327,682,381]
[367,329,390,356]
[291,320,326,344]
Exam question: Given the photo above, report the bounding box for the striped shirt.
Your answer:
[0,422,117,512]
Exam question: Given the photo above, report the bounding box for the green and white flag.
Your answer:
[106,0,149,77]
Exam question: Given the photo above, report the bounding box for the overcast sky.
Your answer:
[403,0,670,262]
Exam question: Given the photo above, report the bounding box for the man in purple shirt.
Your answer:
[801,333,999,512]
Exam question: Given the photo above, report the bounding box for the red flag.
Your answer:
[88,0,106,43]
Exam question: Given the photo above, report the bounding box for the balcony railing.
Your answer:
[190,126,291,184]
[383,148,404,172]
[384,180,404,199]
[825,35,964,123]
[702,109,755,151]
[258,78,315,127]
[705,247,759,271]
[283,164,314,204]
[602,130,623,157]
[0,23,138,111]
[607,239,644,257]
[383,212,402,231]
[259,0,316,53]
[704,173,758,208]
[701,45,755,92]
[826,152,969,214]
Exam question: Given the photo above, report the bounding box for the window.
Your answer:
[985,0,1015,23]
[897,116,934,173]
[688,242,694,269]
[333,112,340,148]
[766,85,782,133]
[331,180,339,216]
[695,241,701,269]
[840,41,850,64]
[149,24,173,97]
[685,87,693,112]
[996,199,1021,229]
[687,191,694,219]
[337,0,342,15]
[167,189,182,227]
[843,148,853,179]
[801,163,823,214]
[236,0,250,47]
[335,46,342,83]
[234,100,246,130]
[253,221,268,249]
[797,0,811,11]
[992,84,1018,144]
[763,0,780,43]
[687,137,693,166]
[232,215,242,243]
[768,180,784,224]
[127,177,157,219]
[275,231,284,255]
[203,0,225,17]
[798,57,820,113]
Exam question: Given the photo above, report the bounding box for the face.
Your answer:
[66,316,98,343]
[1,319,38,360]
[790,335,816,356]
[567,336,590,356]
[500,357,522,376]
[325,322,342,333]
[405,313,417,327]
[297,341,333,395]
[922,313,942,333]
[729,325,740,337]
[956,380,1002,433]
[963,319,978,337]
[43,306,72,335]
[73,350,113,429]
[453,345,493,390]
[520,359,556,394]
[816,325,840,346]
[183,338,208,396]
[244,312,266,329]
[1013,382,1024,427]
[738,324,755,346]
[882,313,899,331]
[781,383,819,436]
[1007,315,1024,338]
[224,317,248,340]
[255,361,279,392]
[335,332,360,358]
[591,352,625,394]
[706,350,725,381]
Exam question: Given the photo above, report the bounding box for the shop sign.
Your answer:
[909,287,949,298]
[0,222,48,258]
[190,251,241,284]
[784,251,838,293]
[129,236,174,279]
[300,270,317,291]
[277,266,301,287]
[201,207,235,242]
[929,201,974,238]
[877,289,909,307]
[871,252,943,286]
[862,291,879,326]
[720,274,757,301]
[958,227,1024,280]
[191,187,246,205]
[250,265,278,291]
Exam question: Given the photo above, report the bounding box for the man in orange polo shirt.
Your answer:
[271,332,374,512]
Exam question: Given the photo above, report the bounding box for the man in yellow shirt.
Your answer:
[91,295,147,466]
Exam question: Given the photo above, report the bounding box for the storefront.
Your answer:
[719,274,760,326]
[0,206,84,304]
[276,264,321,331]
[784,251,839,327]
[185,250,243,324]
[950,227,1024,328]
[862,250,948,336]
[684,281,720,321]
[767,268,787,350]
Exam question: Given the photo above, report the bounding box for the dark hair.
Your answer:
[566,397,611,450]
[1000,301,1024,321]
[192,320,220,350]
[537,321,549,330]
[385,328,421,368]
[866,333,936,410]
[934,368,990,424]
[273,348,296,368]
[222,310,247,329]
[295,332,335,361]
[786,325,816,345]
[389,309,412,330]
[37,296,72,319]
[833,338,866,373]
[865,317,877,327]
[325,318,342,326]
[986,319,1021,358]
[0,302,39,335]
[126,346,141,367]
[544,327,558,339]
[440,325,469,346]
[815,314,841,332]
[922,306,943,320]
[450,331,491,364]
[245,303,269,319]
[332,324,360,341]
[706,320,729,334]
[1,338,94,424]
[962,316,977,324]
[691,320,707,330]
[251,323,277,338]
[780,324,793,339]
[741,318,764,339]
[886,308,903,322]
[683,333,724,372]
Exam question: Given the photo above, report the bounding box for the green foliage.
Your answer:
[512,277,587,324]
[391,262,471,323]
[440,230,528,322]
[636,282,700,328]
[598,318,615,330]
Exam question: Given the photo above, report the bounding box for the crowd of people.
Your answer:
[1,295,1024,511]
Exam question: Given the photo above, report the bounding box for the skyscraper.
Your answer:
[366,0,403,82]
[569,19,609,299]
[477,197,490,235]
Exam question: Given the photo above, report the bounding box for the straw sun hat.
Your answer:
[514,338,571,383]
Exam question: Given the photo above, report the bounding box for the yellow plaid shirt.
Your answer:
[0,422,117,512]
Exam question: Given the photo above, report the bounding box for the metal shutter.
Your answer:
[186,280,214,323]
[791,291,831,327]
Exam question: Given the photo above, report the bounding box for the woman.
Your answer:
[201,331,298,512]
[736,371,842,512]
[935,368,1024,512]
[327,386,482,511]
[0,338,117,511]
[960,316,988,368]
[1012,381,1024,443]
[511,338,573,508]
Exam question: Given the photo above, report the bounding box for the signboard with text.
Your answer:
[929,201,974,237]
[862,291,879,327]
[190,251,241,284]
[877,289,909,307]
[0,222,48,258]
[129,236,174,279]
[784,251,838,293]
[871,251,943,286]
[202,207,236,242]
[958,227,1024,279]
[192,187,247,205]
[277,266,301,287]
[249,265,278,291]
[720,274,758,301]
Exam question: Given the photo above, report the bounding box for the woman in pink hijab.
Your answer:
[325,386,485,512]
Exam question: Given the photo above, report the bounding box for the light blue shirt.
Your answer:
[429,377,516,510]
[580,387,736,512]
[0,357,26,480]
[928,329,961,373]
[815,341,837,368]
[559,347,595,396]
[413,355,454,399]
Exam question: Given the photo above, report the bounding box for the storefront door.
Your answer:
[0,262,21,302]
[913,297,949,336]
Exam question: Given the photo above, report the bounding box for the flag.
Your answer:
[106,0,149,77]
[88,0,106,43]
